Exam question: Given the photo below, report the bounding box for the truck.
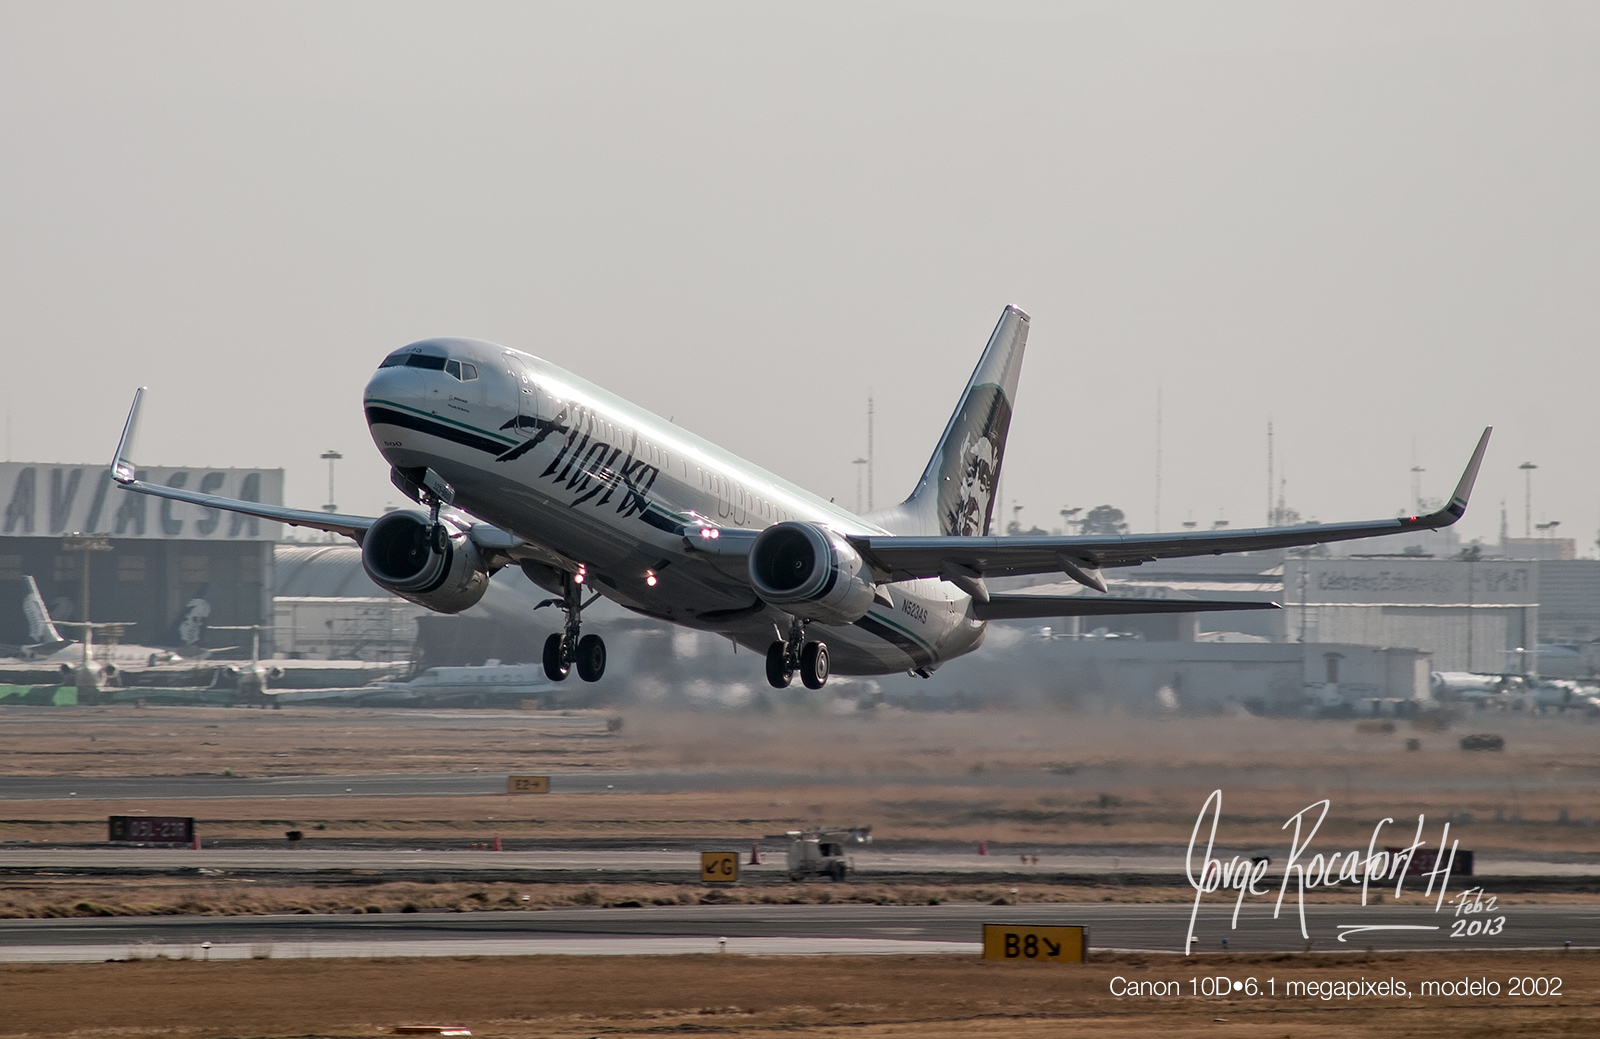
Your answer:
[785,827,871,882]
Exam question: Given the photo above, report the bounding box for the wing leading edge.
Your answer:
[110,389,376,540]
[849,427,1492,590]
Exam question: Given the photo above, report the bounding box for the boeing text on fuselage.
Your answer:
[108,306,1493,691]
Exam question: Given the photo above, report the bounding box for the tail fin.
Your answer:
[873,305,1029,536]
[162,584,212,647]
[21,576,66,647]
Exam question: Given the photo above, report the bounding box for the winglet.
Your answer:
[1444,426,1492,519]
[111,387,147,485]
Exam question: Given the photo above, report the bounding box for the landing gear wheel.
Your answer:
[575,634,607,683]
[800,641,829,690]
[542,633,569,682]
[765,642,792,689]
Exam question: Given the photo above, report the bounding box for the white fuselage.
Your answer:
[363,339,984,676]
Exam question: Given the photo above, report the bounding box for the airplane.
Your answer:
[106,305,1492,691]
[0,575,216,667]
[206,624,282,698]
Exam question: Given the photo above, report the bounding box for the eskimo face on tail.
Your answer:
[176,594,211,646]
[936,385,1012,537]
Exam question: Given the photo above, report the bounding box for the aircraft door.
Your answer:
[503,352,541,437]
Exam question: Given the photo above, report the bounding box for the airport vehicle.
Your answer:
[107,306,1491,690]
[785,827,870,882]
[1429,671,1510,703]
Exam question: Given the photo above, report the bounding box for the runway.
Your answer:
[2,844,1595,881]
[0,901,1592,962]
[4,762,1595,800]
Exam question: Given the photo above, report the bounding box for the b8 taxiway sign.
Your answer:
[982,924,1087,964]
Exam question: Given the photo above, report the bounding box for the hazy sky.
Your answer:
[3,3,1596,550]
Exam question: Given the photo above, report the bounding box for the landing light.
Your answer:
[699,527,720,539]
[646,570,658,587]
[574,565,587,586]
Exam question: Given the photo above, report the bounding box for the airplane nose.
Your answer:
[364,364,407,403]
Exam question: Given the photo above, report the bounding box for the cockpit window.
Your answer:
[380,347,474,376]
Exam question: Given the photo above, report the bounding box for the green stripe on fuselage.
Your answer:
[367,398,518,449]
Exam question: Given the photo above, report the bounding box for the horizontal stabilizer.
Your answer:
[972,595,1281,621]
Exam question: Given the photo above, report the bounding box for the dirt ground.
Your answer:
[16,876,1581,921]
[0,950,1593,1038]
[1,706,1596,920]
[0,705,1596,850]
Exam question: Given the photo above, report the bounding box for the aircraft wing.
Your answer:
[848,427,1491,595]
[110,388,375,539]
[972,595,1280,621]
[114,474,378,540]
[108,389,531,559]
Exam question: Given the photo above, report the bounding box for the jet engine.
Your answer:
[361,510,490,614]
[748,521,876,625]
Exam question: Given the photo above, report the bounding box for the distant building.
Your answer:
[1282,557,1536,673]
[897,630,1429,715]
[1534,560,1600,645]
[1500,537,1577,561]
[0,462,279,654]
[273,544,422,660]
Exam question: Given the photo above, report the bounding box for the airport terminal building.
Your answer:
[0,461,281,655]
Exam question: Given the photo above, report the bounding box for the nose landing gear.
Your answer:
[766,618,829,690]
[536,571,606,683]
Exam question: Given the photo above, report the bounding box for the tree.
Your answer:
[1080,505,1128,536]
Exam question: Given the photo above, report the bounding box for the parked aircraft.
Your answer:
[207,625,282,697]
[0,576,216,672]
[108,306,1491,690]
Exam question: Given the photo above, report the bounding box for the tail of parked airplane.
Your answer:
[21,576,67,649]
[870,305,1029,537]
[160,585,212,648]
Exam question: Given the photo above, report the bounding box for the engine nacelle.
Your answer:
[748,521,876,625]
[361,510,490,614]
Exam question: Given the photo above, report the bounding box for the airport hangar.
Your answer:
[0,462,280,655]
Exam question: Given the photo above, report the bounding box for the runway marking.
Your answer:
[0,937,981,963]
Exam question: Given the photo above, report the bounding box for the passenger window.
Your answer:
[461,362,478,380]
[445,360,461,379]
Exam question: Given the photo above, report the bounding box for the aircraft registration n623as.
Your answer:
[109,306,1491,691]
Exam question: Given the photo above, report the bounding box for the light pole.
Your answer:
[866,394,874,512]
[1519,462,1537,538]
[1410,465,1425,513]
[320,450,343,514]
[852,457,867,514]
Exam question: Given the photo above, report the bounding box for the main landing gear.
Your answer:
[766,618,829,691]
[536,571,606,683]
